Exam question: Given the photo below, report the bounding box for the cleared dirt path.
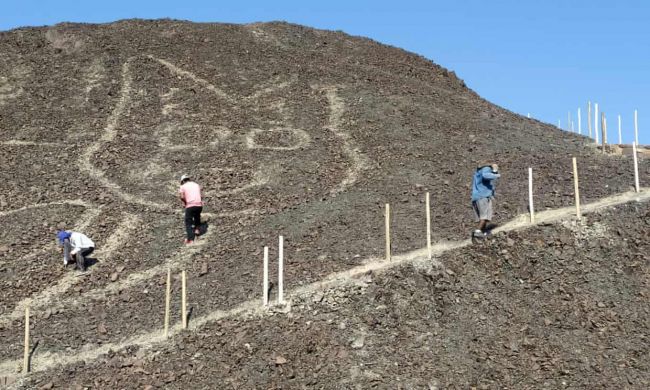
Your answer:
[1,188,647,383]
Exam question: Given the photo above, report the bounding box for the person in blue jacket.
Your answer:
[471,163,501,237]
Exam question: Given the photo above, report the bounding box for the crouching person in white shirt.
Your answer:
[57,230,95,272]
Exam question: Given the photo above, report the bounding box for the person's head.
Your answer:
[476,162,498,173]
[56,230,72,245]
[180,174,191,185]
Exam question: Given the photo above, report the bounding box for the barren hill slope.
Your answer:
[0,20,648,388]
[20,201,650,389]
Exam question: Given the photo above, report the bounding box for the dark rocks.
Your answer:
[1,19,648,390]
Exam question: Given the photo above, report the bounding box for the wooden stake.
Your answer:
[385,204,391,262]
[578,107,582,135]
[618,115,622,144]
[572,157,581,219]
[633,142,640,193]
[164,268,171,337]
[181,270,187,329]
[601,112,607,148]
[278,236,284,304]
[263,246,269,306]
[587,102,591,138]
[23,307,29,374]
[634,109,639,146]
[594,103,599,144]
[425,192,431,259]
[557,119,561,129]
[528,168,535,223]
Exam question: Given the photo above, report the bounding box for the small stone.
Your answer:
[275,356,287,365]
[312,292,324,303]
[110,272,118,282]
[98,323,107,334]
[39,382,53,390]
[116,266,125,273]
[199,263,208,276]
[351,336,365,349]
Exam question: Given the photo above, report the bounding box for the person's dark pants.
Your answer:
[75,247,94,271]
[185,206,203,240]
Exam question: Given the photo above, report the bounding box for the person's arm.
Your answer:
[69,241,80,256]
[63,239,72,265]
[178,186,187,206]
[482,171,500,179]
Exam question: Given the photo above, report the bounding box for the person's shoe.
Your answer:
[194,228,200,237]
[184,239,194,245]
[472,229,483,237]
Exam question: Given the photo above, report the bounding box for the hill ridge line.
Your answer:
[1,188,648,382]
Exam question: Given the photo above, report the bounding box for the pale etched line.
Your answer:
[12,224,213,321]
[203,166,274,199]
[78,56,266,215]
[213,173,269,197]
[0,213,140,328]
[3,189,647,379]
[209,208,260,218]
[9,206,102,266]
[243,23,290,50]
[83,58,106,100]
[149,55,233,103]
[493,189,650,234]
[76,59,170,212]
[245,128,311,151]
[75,206,103,232]
[84,230,208,299]
[322,86,370,194]
[93,214,140,261]
[0,200,89,218]
[0,140,66,147]
[0,207,246,331]
[244,79,291,101]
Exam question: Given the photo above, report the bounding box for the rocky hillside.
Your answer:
[0,19,647,388]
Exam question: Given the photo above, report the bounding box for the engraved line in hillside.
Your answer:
[0,140,66,147]
[0,212,140,327]
[3,189,646,378]
[78,56,271,213]
[322,86,370,194]
[149,55,233,103]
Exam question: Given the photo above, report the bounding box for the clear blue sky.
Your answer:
[2,0,648,144]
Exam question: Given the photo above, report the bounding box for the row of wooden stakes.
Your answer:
[17,152,643,375]
[21,269,188,374]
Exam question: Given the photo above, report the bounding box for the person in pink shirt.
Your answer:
[179,174,203,244]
